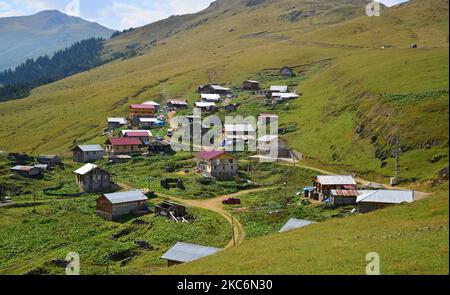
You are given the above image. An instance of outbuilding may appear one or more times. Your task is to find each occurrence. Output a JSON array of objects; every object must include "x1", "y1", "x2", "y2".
[
  {"x1": 37, "y1": 154, "x2": 62, "y2": 166},
  {"x1": 161, "y1": 242, "x2": 222, "y2": 267},
  {"x1": 280, "y1": 66, "x2": 296, "y2": 77},
  {"x1": 74, "y1": 163, "x2": 112, "y2": 193},
  {"x1": 105, "y1": 138, "x2": 142, "y2": 155},
  {"x1": 167, "y1": 100, "x2": 188, "y2": 110},
  {"x1": 312, "y1": 175, "x2": 357, "y2": 199},
  {"x1": 242, "y1": 80, "x2": 260, "y2": 91},
  {"x1": 96, "y1": 190, "x2": 148, "y2": 220},
  {"x1": 11, "y1": 165, "x2": 41, "y2": 178},
  {"x1": 149, "y1": 139, "x2": 173, "y2": 154},
  {"x1": 72, "y1": 145, "x2": 105, "y2": 163},
  {"x1": 330, "y1": 190, "x2": 373, "y2": 206},
  {"x1": 198, "y1": 84, "x2": 231, "y2": 95},
  {"x1": 257, "y1": 135, "x2": 291, "y2": 159},
  {"x1": 196, "y1": 150, "x2": 238, "y2": 180},
  {"x1": 356, "y1": 190, "x2": 415, "y2": 213},
  {"x1": 107, "y1": 118, "x2": 127, "y2": 131},
  {"x1": 269, "y1": 85, "x2": 288, "y2": 93},
  {"x1": 195, "y1": 102, "x2": 218, "y2": 112}
]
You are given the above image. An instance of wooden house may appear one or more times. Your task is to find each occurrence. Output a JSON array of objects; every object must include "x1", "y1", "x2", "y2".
[
  {"x1": 312, "y1": 175, "x2": 357, "y2": 199},
  {"x1": 356, "y1": 190, "x2": 414, "y2": 213},
  {"x1": 143, "y1": 100, "x2": 161, "y2": 111},
  {"x1": 280, "y1": 66, "x2": 296, "y2": 77},
  {"x1": 167, "y1": 100, "x2": 188, "y2": 110},
  {"x1": 96, "y1": 190, "x2": 148, "y2": 221},
  {"x1": 11, "y1": 165, "x2": 41, "y2": 178},
  {"x1": 161, "y1": 242, "x2": 222, "y2": 267},
  {"x1": 72, "y1": 145, "x2": 104, "y2": 163},
  {"x1": 37, "y1": 154, "x2": 61, "y2": 166},
  {"x1": 123, "y1": 131, "x2": 152, "y2": 145},
  {"x1": 149, "y1": 139, "x2": 173, "y2": 154},
  {"x1": 257, "y1": 135, "x2": 291, "y2": 159},
  {"x1": 242, "y1": 80, "x2": 260, "y2": 90},
  {"x1": 105, "y1": 138, "x2": 142, "y2": 155},
  {"x1": 129, "y1": 104, "x2": 156, "y2": 119},
  {"x1": 198, "y1": 84, "x2": 231, "y2": 95},
  {"x1": 107, "y1": 118, "x2": 127, "y2": 131},
  {"x1": 74, "y1": 163, "x2": 112, "y2": 193},
  {"x1": 196, "y1": 150, "x2": 238, "y2": 180}
]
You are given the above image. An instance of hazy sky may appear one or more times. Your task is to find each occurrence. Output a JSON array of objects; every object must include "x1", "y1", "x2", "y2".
[{"x1": 0, "y1": 0, "x2": 410, "y2": 30}]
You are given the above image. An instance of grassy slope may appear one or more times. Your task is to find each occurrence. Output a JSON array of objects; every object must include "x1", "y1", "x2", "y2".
[
  {"x1": 161, "y1": 185, "x2": 449, "y2": 275},
  {"x1": 0, "y1": 0, "x2": 447, "y2": 185}
]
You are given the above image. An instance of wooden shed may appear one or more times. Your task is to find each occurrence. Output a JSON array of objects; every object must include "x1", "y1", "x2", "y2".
[
  {"x1": 74, "y1": 163, "x2": 112, "y2": 193},
  {"x1": 242, "y1": 80, "x2": 260, "y2": 90},
  {"x1": 11, "y1": 165, "x2": 41, "y2": 178},
  {"x1": 312, "y1": 175, "x2": 357, "y2": 200},
  {"x1": 280, "y1": 66, "x2": 296, "y2": 77},
  {"x1": 72, "y1": 145, "x2": 105, "y2": 163},
  {"x1": 96, "y1": 190, "x2": 148, "y2": 221}
]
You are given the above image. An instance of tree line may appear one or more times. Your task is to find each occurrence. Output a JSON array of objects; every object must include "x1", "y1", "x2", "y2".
[{"x1": 0, "y1": 38, "x2": 106, "y2": 102}]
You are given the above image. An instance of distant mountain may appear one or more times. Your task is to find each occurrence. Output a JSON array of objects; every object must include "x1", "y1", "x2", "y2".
[{"x1": 0, "y1": 10, "x2": 114, "y2": 71}]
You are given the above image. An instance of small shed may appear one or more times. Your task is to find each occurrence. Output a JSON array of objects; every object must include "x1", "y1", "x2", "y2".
[
  {"x1": 96, "y1": 190, "x2": 148, "y2": 221},
  {"x1": 74, "y1": 163, "x2": 112, "y2": 193},
  {"x1": 356, "y1": 190, "x2": 414, "y2": 213},
  {"x1": 161, "y1": 242, "x2": 222, "y2": 267},
  {"x1": 269, "y1": 85, "x2": 288, "y2": 93},
  {"x1": 37, "y1": 155, "x2": 61, "y2": 166},
  {"x1": 155, "y1": 201, "x2": 187, "y2": 219},
  {"x1": 201, "y1": 93, "x2": 221, "y2": 102},
  {"x1": 198, "y1": 84, "x2": 231, "y2": 94},
  {"x1": 167, "y1": 100, "x2": 188, "y2": 110},
  {"x1": 107, "y1": 118, "x2": 127, "y2": 131},
  {"x1": 149, "y1": 139, "x2": 172, "y2": 154},
  {"x1": 11, "y1": 165, "x2": 41, "y2": 178},
  {"x1": 195, "y1": 102, "x2": 217, "y2": 112},
  {"x1": 243, "y1": 80, "x2": 260, "y2": 90},
  {"x1": 280, "y1": 66, "x2": 296, "y2": 77},
  {"x1": 72, "y1": 145, "x2": 104, "y2": 163},
  {"x1": 330, "y1": 190, "x2": 373, "y2": 206},
  {"x1": 279, "y1": 218, "x2": 315, "y2": 233}
]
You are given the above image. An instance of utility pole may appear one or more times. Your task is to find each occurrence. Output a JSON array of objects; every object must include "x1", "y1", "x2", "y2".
[{"x1": 32, "y1": 187, "x2": 36, "y2": 213}]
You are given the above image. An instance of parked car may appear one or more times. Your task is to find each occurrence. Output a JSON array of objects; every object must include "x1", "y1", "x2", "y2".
[{"x1": 222, "y1": 198, "x2": 241, "y2": 205}]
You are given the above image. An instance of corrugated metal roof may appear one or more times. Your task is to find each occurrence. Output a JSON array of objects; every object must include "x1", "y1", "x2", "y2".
[
  {"x1": 121, "y1": 130, "x2": 152, "y2": 137},
  {"x1": 330, "y1": 190, "x2": 374, "y2": 197},
  {"x1": 270, "y1": 85, "x2": 288, "y2": 92},
  {"x1": 76, "y1": 145, "x2": 104, "y2": 152},
  {"x1": 130, "y1": 104, "x2": 155, "y2": 109},
  {"x1": 244, "y1": 80, "x2": 259, "y2": 84},
  {"x1": 143, "y1": 101, "x2": 160, "y2": 106},
  {"x1": 103, "y1": 190, "x2": 148, "y2": 205},
  {"x1": 169, "y1": 100, "x2": 188, "y2": 105},
  {"x1": 209, "y1": 85, "x2": 230, "y2": 91},
  {"x1": 195, "y1": 102, "x2": 216, "y2": 108},
  {"x1": 107, "y1": 138, "x2": 142, "y2": 146},
  {"x1": 316, "y1": 175, "x2": 356, "y2": 185},
  {"x1": 279, "y1": 218, "x2": 315, "y2": 233},
  {"x1": 201, "y1": 94, "x2": 221, "y2": 101},
  {"x1": 356, "y1": 190, "x2": 414, "y2": 204},
  {"x1": 108, "y1": 118, "x2": 127, "y2": 124},
  {"x1": 161, "y1": 242, "x2": 222, "y2": 263},
  {"x1": 272, "y1": 92, "x2": 300, "y2": 99},
  {"x1": 224, "y1": 124, "x2": 255, "y2": 133},
  {"x1": 74, "y1": 163, "x2": 99, "y2": 175},
  {"x1": 11, "y1": 165, "x2": 37, "y2": 172}
]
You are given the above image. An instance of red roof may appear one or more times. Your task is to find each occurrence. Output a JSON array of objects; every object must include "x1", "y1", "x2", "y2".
[
  {"x1": 130, "y1": 104, "x2": 155, "y2": 110},
  {"x1": 196, "y1": 150, "x2": 231, "y2": 160},
  {"x1": 124, "y1": 132, "x2": 149, "y2": 137},
  {"x1": 106, "y1": 138, "x2": 142, "y2": 146}
]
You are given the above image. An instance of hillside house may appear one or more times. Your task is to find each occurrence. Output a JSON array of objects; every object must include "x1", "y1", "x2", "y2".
[
  {"x1": 167, "y1": 100, "x2": 188, "y2": 110},
  {"x1": 149, "y1": 139, "x2": 172, "y2": 154},
  {"x1": 312, "y1": 175, "x2": 357, "y2": 200},
  {"x1": 269, "y1": 85, "x2": 288, "y2": 93},
  {"x1": 330, "y1": 190, "x2": 373, "y2": 206},
  {"x1": 37, "y1": 154, "x2": 61, "y2": 166},
  {"x1": 11, "y1": 165, "x2": 41, "y2": 178},
  {"x1": 280, "y1": 66, "x2": 296, "y2": 77},
  {"x1": 107, "y1": 118, "x2": 127, "y2": 131},
  {"x1": 258, "y1": 114, "x2": 278, "y2": 123},
  {"x1": 129, "y1": 104, "x2": 156, "y2": 119},
  {"x1": 272, "y1": 92, "x2": 300, "y2": 103},
  {"x1": 139, "y1": 118, "x2": 165, "y2": 129},
  {"x1": 257, "y1": 135, "x2": 291, "y2": 159},
  {"x1": 123, "y1": 131, "x2": 152, "y2": 145},
  {"x1": 74, "y1": 163, "x2": 112, "y2": 193},
  {"x1": 195, "y1": 102, "x2": 218, "y2": 112},
  {"x1": 200, "y1": 93, "x2": 221, "y2": 102},
  {"x1": 279, "y1": 218, "x2": 315, "y2": 233},
  {"x1": 196, "y1": 150, "x2": 238, "y2": 180},
  {"x1": 105, "y1": 138, "x2": 142, "y2": 155},
  {"x1": 198, "y1": 84, "x2": 231, "y2": 95},
  {"x1": 143, "y1": 100, "x2": 161, "y2": 111},
  {"x1": 72, "y1": 145, "x2": 105, "y2": 163},
  {"x1": 356, "y1": 190, "x2": 414, "y2": 213},
  {"x1": 243, "y1": 80, "x2": 260, "y2": 90},
  {"x1": 224, "y1": 123, "x2": 256, "y2": 143},
  {"x1": 96, "y1": 190, "x2": 148, "y2": 221},
  {"x1": 161, "y1": 242, "x2": 222, "y2": 267}
]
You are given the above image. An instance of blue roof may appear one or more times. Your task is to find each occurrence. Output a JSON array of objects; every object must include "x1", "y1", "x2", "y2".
[{"x1": 103, "y1": 190, "x2": 148, "y2": 204}]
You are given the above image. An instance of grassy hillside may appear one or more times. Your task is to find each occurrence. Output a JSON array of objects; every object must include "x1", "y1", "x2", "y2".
[
  {"x1": 0, "y1": 0, "x2": 447, "y2": 187},
  {"x1": 161, "y1": 185, "x2": 449, "y2": 275}
]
